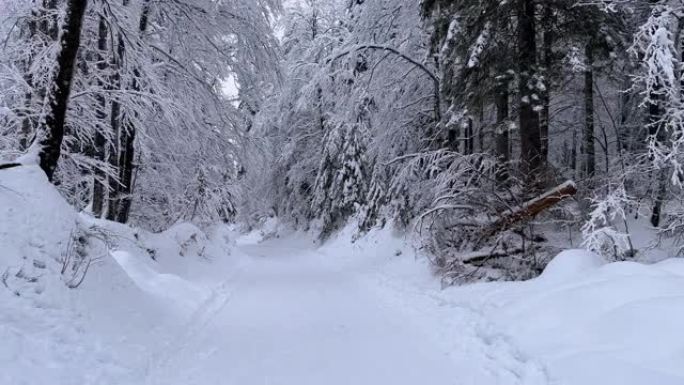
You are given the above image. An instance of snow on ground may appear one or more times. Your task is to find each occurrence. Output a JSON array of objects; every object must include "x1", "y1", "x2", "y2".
[
  {"x1": 322, "y1": 227, "x2": 684, "y2": 385},
  {"x1": 0, "y1": 166, "x2": 239, "y2": 384},
  {"x1": 2, "y1": 166, "x2": 684, "y2": 384}
]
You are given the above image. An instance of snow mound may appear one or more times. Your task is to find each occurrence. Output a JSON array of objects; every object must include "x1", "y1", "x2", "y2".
[
  {"x1": 155, "y1": 222, "x2": 210, "y2": 257},
  {"x1": 0, "y1": 166, "x2": 156, "y2": 383},
  {"x1": 0, "y1": 165, "x2": 76, "y2": 296},
  {"x1": 0, "y1": 165, "x2": 237, "y2": 384},
  {"x1": 455, "y1": 251, "x2": 684, "y2": 385},
  {"x1": 538, "y1": 249, "x2": 607, "y2": 283},
  {"x1": 654, "y1": 258, "x2": 684, "y2": 276},
  {"x1": 111, "y1": 250, "x2": 210, "y2": 312}
]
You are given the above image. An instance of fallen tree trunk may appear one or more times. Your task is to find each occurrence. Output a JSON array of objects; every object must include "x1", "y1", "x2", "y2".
[
  {"x1": 461, "y1": 248, "x2": 525, "y2": 265},
  {"x1": 0, "y1": 163, "x2": 22, "y2": 171},
  {"x1": 487, "y1": 180, "x2": 577, "y2": 235}
]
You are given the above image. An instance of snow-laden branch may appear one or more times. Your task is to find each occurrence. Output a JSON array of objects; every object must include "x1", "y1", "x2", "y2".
[{"x1": 328, "y1": 44, "x2": 441, "y2": 122}]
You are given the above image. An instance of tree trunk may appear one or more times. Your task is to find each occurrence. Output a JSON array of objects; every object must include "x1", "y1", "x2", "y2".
[
  {"x1": 487, "y1": 181, "x2": 577, "y2": 235},
  {"x1": 517, "y1": 0, "x2": 543, "y2": 188},
  {"x1": 465, "y1": 118, "x2": 474, "y2": 155},
  {"x1": 651, "y1": 168, "x2": 668, "y2": 227},
  {"x1": 92, "y1": 15, "x2": 108, "y2": 217},
  {"x1": 540, "y1": 4, "x2": 553, "y2": 161},
  {"x1": 647, "y1": 55, "x2": 665, "y2": 226},
  {"x1": 584, "y1": 43, "x2": 596, "y2": 180},
  {"x1": 37, "y1": 0, "x2": 88, "y2": 181},
  {"x1": 478, "y1": 101, "x2": 485, "y2": 152},
  {"x1": 115, "y1": 0, "x2": 150, "y2": 223},
  {"x1": 571, "y1": 129, "x2": 578, "y2": 178},
  {"x1": 106, "y1": 98, "x2": 121, "y2": 221},
  {"x1": 108, "y1": 0, "x2": 150, "y2": 223},
  {"x1": 495, "y1": 82, "x2": 510, "y2": 184},
  {"x1": 115, "y1": 116, "x2": 136, "y2": 223}
]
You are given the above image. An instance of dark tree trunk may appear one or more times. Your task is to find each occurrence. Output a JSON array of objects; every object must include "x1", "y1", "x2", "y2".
[
  {"x1": 517, "y1": 0, "x2": 543, "y2": 188},
  {"x1": 447, "y1": 124, "x2": 460, "y2": 152},
  {"x1": 495, "y1": 82, "x2": 510, "y2": 184},
  {"x1": 647, "y1": 69, "x2": 665, "y2": 226},
  {"x1": 651, "y1": 169, "x2": 668, "y2": 227},
  {"x1": 584, "y1": 43, "x2": 596, "y2": 179},
  {"x1": 115, "y1": 116, "x2": 136, "y2": 223},
  {"x1": 478, "y1": 101, "x2": 485, "y2": 152},
  {"x1": 105, "y1": 40, "x2": 123, "y2": 221},
  {"x1": 464, "y1": 118, "x2": 474, "y2": 155},
  {"x1": 109, "y1": 0, "x2": 150, "y2": 223},
  {"x1": 37, "y1": 0, "x2": 88, "y2": 181},
  {"x1": 540, "y1": 3, "x2": 553, "y2": 160},
  {"x1": 571, "y1": 129, "x2": 577, "y2": 178},
  {"x1": 20, "y1": 88, "x2": 34, "y2": 150},
  {"x1": 92, "y1": 15, "x2": 109, "y2": 217}
]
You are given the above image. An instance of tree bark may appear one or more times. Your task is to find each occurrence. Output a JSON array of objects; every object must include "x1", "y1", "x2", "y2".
[
  {"x1": 92, "y1": 15, "x2": 108, "y2": 217},
  {"x1": 540, "y1": 3, "x2": 553, "y2": 161},
  {"x1": 115, "y1": 0, "x2": 150, "y2": 223},
  {"x1": 517, "y1": 0, "x2": 543, "y2": 188},
  {"x1": 464, "y1": 117, "x2": 474, "y2": 155},
  {"x1": 647, "y1": 51, "x2": 665, "y2": 226},
  {"x1": 584, "y1": 43, "x2": 596, "y2": 179},
  {"x1": 571, "y1": 129, "x2": 578, "y2": 178},
  {"x1": 37, "y1": 0, "x2": 88, "y2": 181},
  {"x1": 651, "y1": 169, "x2": 668, "y2": 227},
  {"x1": 487, "y1": 181, "x2": 577, "y2": 235},
  {"x1": 495, "y1": 82, "x2": 510, "y2": 184},
  {"x1": 0, "y1": 163, "x2": 22, "y2": 171}
]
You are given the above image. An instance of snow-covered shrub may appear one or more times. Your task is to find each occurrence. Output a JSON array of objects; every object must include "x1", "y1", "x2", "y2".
[{"x1": 581, "y1": 183, "x2": 635, "y2": 261}]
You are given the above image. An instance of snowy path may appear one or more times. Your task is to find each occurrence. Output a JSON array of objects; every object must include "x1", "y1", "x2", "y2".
[
  {"x1": 142, "y1": 241, "x2": 547, "y2": 385},
  {"x1": 146, "y1": 244, "x2": 458, "y2": 385}
]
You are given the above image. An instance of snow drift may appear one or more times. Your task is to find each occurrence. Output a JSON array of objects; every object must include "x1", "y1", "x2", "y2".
[
  {"x1": 332, "y1": 229, "x2": 684, "y2": 385},
  {"x1": 0, "y1": 165, "x2": 235, "y2": 384}
]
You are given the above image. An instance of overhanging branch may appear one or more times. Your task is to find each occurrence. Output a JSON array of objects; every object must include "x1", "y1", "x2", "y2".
[{"x1": 329, "y1": 44, "x2": 442, "y2": 122}]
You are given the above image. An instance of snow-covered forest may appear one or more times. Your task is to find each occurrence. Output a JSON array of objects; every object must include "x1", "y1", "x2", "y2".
[{"x1": 1, "y1": 0, "x2": 684, "y2": 384}]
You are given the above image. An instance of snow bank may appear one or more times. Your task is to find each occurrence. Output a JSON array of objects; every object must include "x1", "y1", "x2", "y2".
[
  {"x1": 0, "y1": 165, "x2": 237, "y2": 384},
  {"x1": 456, "y1": 254, "x2": 684, "y2": 384},
  {"x1": 486, "y1": 253, "x2": 684, "y2": 385},
  {"x1": 336, "y1": 227, "x2": 684, "y2": 385},
  {"x1": 0, "y1": 165, "x2": 76, "y2": 296},
  {"x1": 111, "y1": 250, "x2": 210, "y2": 312},
  {"x1": 0, "y1": 166, "x2": 150, "y2": 383},
  {"x1": 537, "y1": 248, "x2": 607, "y2": 283}
]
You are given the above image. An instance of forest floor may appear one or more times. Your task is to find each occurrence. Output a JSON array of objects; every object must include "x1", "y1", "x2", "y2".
[{"x1": 2, "y1": 166, "x2": 684, "y2": 385}]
